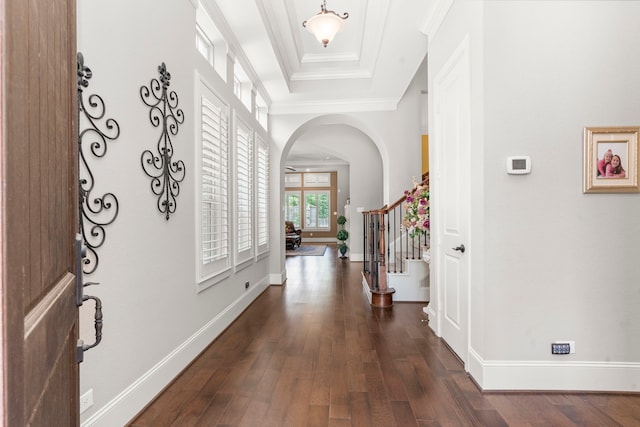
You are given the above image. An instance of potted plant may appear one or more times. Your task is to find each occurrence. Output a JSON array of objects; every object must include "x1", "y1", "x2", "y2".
[{"x1": 336, "y1": 215, "x2": 348, "y2": 258}]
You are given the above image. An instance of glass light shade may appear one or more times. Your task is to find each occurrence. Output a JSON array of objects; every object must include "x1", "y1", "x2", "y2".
[{"x1": 305, "y1": 12, "x2": 345, "y2": 47}]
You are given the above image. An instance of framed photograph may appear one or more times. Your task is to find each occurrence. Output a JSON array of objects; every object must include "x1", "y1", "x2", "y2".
[{"x1": 583, "y1": 126, "x2": 640, "y2": 193}]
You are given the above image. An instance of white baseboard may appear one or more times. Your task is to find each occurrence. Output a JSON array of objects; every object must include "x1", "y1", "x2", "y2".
[
  {"x1": 468, "y1": 348, "x2": 640, "y2": 392},
  {"x1": 424, "y1": 305, "x2": 438, "y2": 335},
  {"x1": 81, "y1": 278, "x2": 270, "y2": 427},
  {"x1": 270, "y1": 269, "x2": 286, "y2": 285},
  {"x1": 349, "y1": 252, "x2": 363, "y2": 262}
]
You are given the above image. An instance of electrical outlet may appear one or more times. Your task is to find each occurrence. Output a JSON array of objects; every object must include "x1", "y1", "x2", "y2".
[
  {"x1": 551, "y1": 341, "x2": 575, "y2": 355},
  {"x1": 80, "y1": 388, "x2": 93, "y2": 414},
  {"x1": 245, "y1": 281, "x2": 250, "y2": 289}
]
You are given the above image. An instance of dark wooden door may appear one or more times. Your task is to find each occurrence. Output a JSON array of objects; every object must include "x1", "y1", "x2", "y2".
[{"x1": 2, "y1": 0, "x2": 79, "y2": 425}]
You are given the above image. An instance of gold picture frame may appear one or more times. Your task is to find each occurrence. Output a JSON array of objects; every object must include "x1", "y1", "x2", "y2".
[{"x1": 583, "y1": 126, "x2": 640, "y2": 193}]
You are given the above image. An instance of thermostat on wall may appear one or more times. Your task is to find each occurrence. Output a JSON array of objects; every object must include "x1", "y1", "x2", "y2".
[{"x1": 506, "y1": 156, "x2": 531, "y2": 174}]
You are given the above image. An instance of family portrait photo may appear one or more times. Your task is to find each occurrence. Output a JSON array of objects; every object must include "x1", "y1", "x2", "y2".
[{"x1": 583, "y1": 126, "x2": 639, "y2": 193}]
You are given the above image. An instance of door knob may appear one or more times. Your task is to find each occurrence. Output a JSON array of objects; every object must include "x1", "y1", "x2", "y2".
[{"x1": 452, "y1": 244, "x2": 465, "y2": 253}]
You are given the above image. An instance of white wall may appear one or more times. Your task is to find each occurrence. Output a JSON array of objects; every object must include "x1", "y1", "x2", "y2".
[
  {"x1": 77, "y1": 1, "x2": 271, "y2": 425},
  {"x1": 430, "y1": 0, "x2": 640, "y2": 391}
]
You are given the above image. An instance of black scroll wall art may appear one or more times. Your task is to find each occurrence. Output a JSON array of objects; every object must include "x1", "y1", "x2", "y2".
[
  {"x1": 77, "y1": 52, "x2": 121, "y2": 276},
  {"x1": 76, "y1": 52, "x2": 120, "y2": 360},
  {"x1": 139, "y1": 62, "x2": 186, "y2": 220}
]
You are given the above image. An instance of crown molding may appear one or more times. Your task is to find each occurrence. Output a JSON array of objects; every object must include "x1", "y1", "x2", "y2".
[
  {"x1": 290, "y1": 69, "x2": 372, "y2": 81},
  {"x1": 421, "y1": 0, "x2": 454, "y2": 38},
  {"x1": 270, "y1": 97, "x2": 399, "y2": 115}
]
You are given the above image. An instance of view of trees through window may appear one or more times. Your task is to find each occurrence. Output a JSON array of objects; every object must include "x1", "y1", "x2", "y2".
[
  {"x1": 285, "y1": 191, "x2": 330, "y2": 230},
  {"x1": 304, "y1": 192, "x2": 329, "y2": 228},
  {"x1": 285, "y1": 192, "x2": 301, "y2": 228}
]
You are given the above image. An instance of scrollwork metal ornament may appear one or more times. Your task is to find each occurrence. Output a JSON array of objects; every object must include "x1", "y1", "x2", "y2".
[
  {"x1": 139, "y1": 62, "x2": 186, "y2": 220},
  {"x1": 77, "y1": 52, "x2": 121, "y2": 275}
]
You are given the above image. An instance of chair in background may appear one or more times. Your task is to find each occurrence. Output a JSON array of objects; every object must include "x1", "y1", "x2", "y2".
[{"x1": 285, "y1": 221, "x2": 302, "y2": 249}]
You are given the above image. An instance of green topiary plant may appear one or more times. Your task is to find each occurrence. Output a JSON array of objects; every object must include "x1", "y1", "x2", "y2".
[
  {"x1": 337, "y1": 215, "x2": 349, "y2": 258},
  {"x1": 336, "y1": 229, "x2": 349, "y2": 241}
]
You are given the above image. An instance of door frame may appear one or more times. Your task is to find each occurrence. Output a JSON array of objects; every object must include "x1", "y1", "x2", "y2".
[{"x1": 428, "y1": 34, "x2": 472, "y2": 368}]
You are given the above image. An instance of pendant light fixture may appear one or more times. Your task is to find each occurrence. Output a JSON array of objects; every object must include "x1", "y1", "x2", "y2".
[{"x1": 302, "y1": 0, "x2": 349, "y2": 48}]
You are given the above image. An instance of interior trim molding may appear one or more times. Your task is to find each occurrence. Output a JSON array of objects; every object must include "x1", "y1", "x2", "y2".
[
  {"x1": 270, "y1": 97, "x2": 399, "y2": 115},
  {"x1": 269, "y1": 270, "x2": 286, "y2": 286},
  {"x1": 468, "y1": 348, "x2": 640, "y2": 392},
  {"x1": 421, "y1": 0, "x2": 455, "y2": 39}
]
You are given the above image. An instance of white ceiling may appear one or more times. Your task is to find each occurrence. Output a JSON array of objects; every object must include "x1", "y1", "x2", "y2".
[{"x1": 203, "y1": 0, "x2": 435, "y2": 114}]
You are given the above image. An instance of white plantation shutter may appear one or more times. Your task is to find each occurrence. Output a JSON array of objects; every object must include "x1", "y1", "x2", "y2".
[
  {"x1": 236, "y1": 119, "x2": 253, "y2": 256},
  {"x1": 256, "y1": 136, "x2": 269, "y2": 249},
  {"x1": 199, "y1": 82, "x2": 230, "y2": 280}
]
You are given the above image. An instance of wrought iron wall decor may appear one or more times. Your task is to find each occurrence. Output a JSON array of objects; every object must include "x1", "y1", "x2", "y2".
[
  {"x1": 77, "y1": 52, "x2": 121, "y2": 275},
  {"x1": 139, "y1": 62, "x2": 186, "y2": 220},
  {"x1": 76, "y1": 51, "x2": 115, "y2": 361}
]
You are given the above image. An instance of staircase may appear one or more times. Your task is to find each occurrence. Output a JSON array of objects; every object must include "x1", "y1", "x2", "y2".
[
  {"x1": 387, "y1": 245, "x2": 430, "y2": 302},
  {"x1": 361, "y1": 177, "x2": 430, "y2": 307}
]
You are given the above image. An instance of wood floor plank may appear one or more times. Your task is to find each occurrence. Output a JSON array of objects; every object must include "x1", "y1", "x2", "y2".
[
  {"x1": 237, "y1": 400, "x2": 268, "y2": 427},
  {"x1": 307, "y1": 404, "x2": 330, "y2": 427},
  {"x1": 363, "y1": 362, "x2": 397, "y2": 427},
  {"x1": 127, "y1": 245, "x2": 640, "y2": 427},
  {"x1": 192, "y1": 392, "x2": 233, "y2": 427},
  {"x1": 309, "y1": 335, "x2": 332, "y2": 406},
  {"x1": 390, "y1": 400, "x2": 418, "y2": 427},
  {"x1": 328, "y1": 339, "x2": 350, "y2": 420},
  {"x1": 349, "y1": 391, "x2": 372, "y2": 427},
  {"x1": 282, "y1": 378, "x2": 313, "y2": 426}
]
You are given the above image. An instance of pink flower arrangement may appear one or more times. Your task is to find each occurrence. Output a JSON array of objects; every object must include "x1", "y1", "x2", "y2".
[{"x1": 402, "y1": 179, "x2": 430, "y2": 239}]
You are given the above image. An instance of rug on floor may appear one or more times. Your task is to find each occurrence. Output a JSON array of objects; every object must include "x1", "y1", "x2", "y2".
[{"x1": 286, "y1": 244, "x2": 327, "y2": 256}]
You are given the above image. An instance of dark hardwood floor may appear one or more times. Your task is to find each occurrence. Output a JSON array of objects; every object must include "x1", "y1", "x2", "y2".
[{"x1": 128, "y1": 245, "x2": 640, "y2": 426}]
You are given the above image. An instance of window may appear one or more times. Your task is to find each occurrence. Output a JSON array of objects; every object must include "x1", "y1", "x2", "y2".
[
  {"x1": 285, "y1": 191, "x2": 301, "y2": 229},
  {"x1": 196, "y1": 6, "x2": 227, "y2": 81},
  {"x1": 233, "y1": 75, "x2": 242, "y2": 99},
  {"x1": 235, "y1": 117, "x2": 253, "y2": 260},
  {"x1": 198, "y1": 78, "x2": 230, "y2": 285},
  {"x1": 256, "y1": 135, "x2": 269, "y2": 251},
  {"x1": 285, "y1": 172, "x2": 335, "y2": 232},
  {"x1": 304, "y1": 191, "x2": 330, "y2": 229},
  {"x1": 233, "y1": 62, "x2": 252, "y2": 111},
  {"x1": 284, "y1": 173, "x2": 301, "y2": 187},
  {"x1": 304, "y1": 173, "x2": 330, "y2": 187},
  {"x1": 195, "y1": 25, "x2": 213, "y2": 66},
  {"x1": 255, "y1": 92, "x2": 268, "y2": 130}
]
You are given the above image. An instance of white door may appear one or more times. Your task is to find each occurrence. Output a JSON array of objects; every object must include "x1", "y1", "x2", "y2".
[{"x1": 433, "y1": 38, "x2": 471, "y2": 364}]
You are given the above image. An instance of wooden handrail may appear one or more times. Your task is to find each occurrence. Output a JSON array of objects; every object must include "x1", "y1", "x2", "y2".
[{"x1": 367, "y1": 174, "x2": 430, "y2": 214}]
